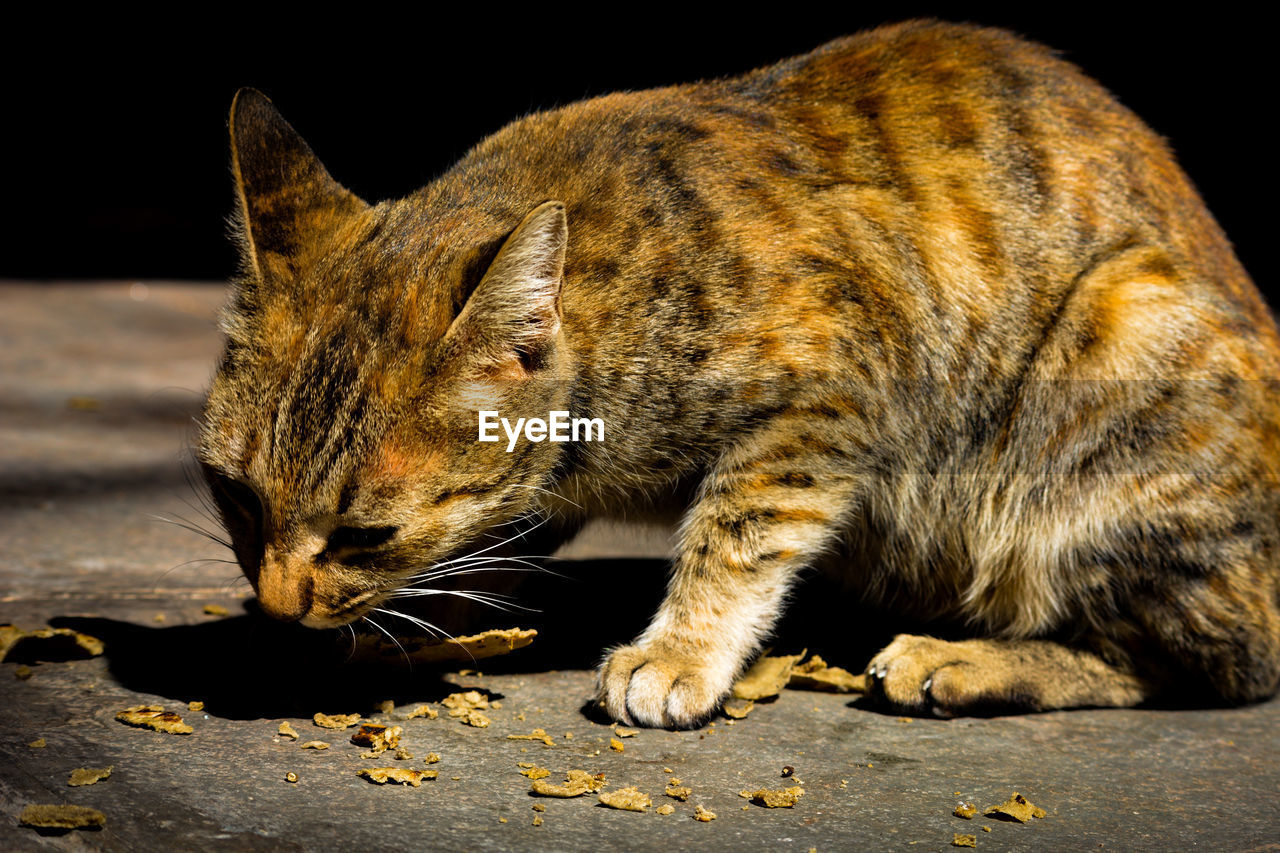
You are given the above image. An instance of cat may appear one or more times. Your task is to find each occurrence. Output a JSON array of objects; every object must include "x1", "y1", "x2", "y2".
[{"x1": 199, "y1": 19, "x2": 1280, "y2": 728}]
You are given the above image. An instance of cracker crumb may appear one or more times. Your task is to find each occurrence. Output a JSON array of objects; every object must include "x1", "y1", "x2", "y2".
[
  {"x1": 0, "y1": 624, "x2": 104, "y2": 662},
  {"x1": 723, "y1": 699, "x2": 755, "y2": 719},
  {"x1": 278, "y1": 722, "x2": 299, "y2": 740},
  {"x1": 532, "y1": 815, "x2": 543, "y2": 826},
  {"x1": 613, "y1": 726, "x2": 639, "y2": 738},
  {"x1": 358, "y1": 767, "x2": 436, "y2": 786},
  {"x1": 953, "y1": 833, "x2": 977, "y2": 848},
  {"x1": 564, "y1": 732, "x2": 573, "y2": 739},
  {"x1": 68, "y1": 766, "x2": 112, "y2": 787},
  {"x1": 442, "y1": 690, "x2": 490, "y2": 712},
  {"x1": 693, "y1": 804, "x2": 716, "y2": 822},
  {"x1": 460, "y1": 710, "x2": 490, "y2": 728},
  {"x1": 740, "y1": 786, "x2": 805, "y2": 808},
  {"x1": 954, "y1": 801, "x2": 977, "y2": 819},
  {"x1": 424, "y1": 752, "x2": 441, "y2": 764},
  {"x1": 28, "y1": 737, "x2": 46, "y2": 748},
  {"x1": 498, "y1": 817, "x2": 507, "y2": 823},
  {"x1": 202, "y1": 604, "x2": 230, "y2": 617},
  {"x1": 789, "y1": 654, "x2": 866, "y2": 693},
  {"x1": 984, "y1": 792, "x2": 1046, "y2": 823},
  {"x1": 663, "y1": 767, "x2": 673, "y2": 774},
  {"x1": 187, "y1": 701, "x2": 204, "y2": 712},
  {"x1": 532, "y1": 802, "x2": 546, "y2": 812},
  {"x1": 18, "y1": 804, "x2": 106, "y2": 830},
  {"x1": 299, "y1": 741, "x2": 330, "y2": 750},
  {"x1": 982, "y1": 826, "x2": 991, "y2": 833},
  {"x1": 376, "y1": 700, "x2": 395, "y2": 715},
  {"x1": 531, "y1": 769, "x2": 606, "y2": 798},
  {"x1": 153, "y1": 613, "x2": 166, "y2": 623},
  {"x1": 115, "y1": 705, "x2": 193, "y2": 734},
  {"x1": 665, "y1": 782, "x2": 692, "y2": 801},
  {"x1": 351, "y1": 723, "x2": 403, "y2": 755},
  {"x1": 285, "y1": 772, "x2": 298, "y2": 783},
  {"x1": 610, "y1": 738, "x2": 625, "y2": 752},
  {"x1": 15, "y1": 664, "x2": 33, "y2": 680},
  {"x1": 507, "y1": 728, "x2": 555, "y2": 746},
  {"x1": 521, "y1": 766, "x2": 552, "y2": 780},
  {"x1": 656, "y1": 803, "x2": 676, "y2": 815},
  {"x1": 732, "y1": 650, "x2": 807, "y2": 700},
  {"x1": 598, "y1": 786, "x2": 652, "y2": 812},
  {"x1": 405, "y1": 704, "x2": 438, "y2": 720},
  {"x1": 313, "y1": 712, "x2": 361, "y2": 729}
]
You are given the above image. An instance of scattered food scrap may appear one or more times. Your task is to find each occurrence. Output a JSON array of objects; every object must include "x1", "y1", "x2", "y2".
[
  {"x1": 202, "y1": 604, "x2": 230, "y2": 617},
  {"x1": 656, "y1": 804, "x2": 675, "y2": 816},
  {"x1": 531, "y1": 770, "x2": 606, "y2": 798},
  {"x1": 984, "y1": 792, "x2": 1046, "y2": 822},
  {"x1": 394, "y1": 747, "x2": 413, "y2": 760},
  {"x1": 278, "y1": 722, "x2": 299, "y2": 740},
  {"x1": 613, "y1": 727, "x2": 639, "y2": 738},
  {"x1": 312, "y1": 712, "x2": 360, "y2": 729},
  {"x1": 723, "y1": 699, "x2": 755, "y2": 719},
  {"x1": 187, "y1": 701, "x2": 204, "y2": 712},
  {"x1": 358, "y1": 767, "x2": 436, "y2": 787},
  {"x1": 507, "y1": 728, "x2": 555, "y2": 746},
  {"x1": 403, "y1": 704, "x2": 438, "y2": 721},
  {"x1": 665, "y1": 780, "x2": 691, "y2": 801},
  {"x1": 598, "y1": 787, "x2": 652, "y2": 812},
  {"x1": 740, "y1": 786, "x2": 805, "y2": 808},
  {"x1": 376, "y1": 700, "x2": 395, "y2": 715},
  {"x1": 732, "y1": 650, "x2": 807, "y2": 700},
  {"x1": 459, "y1": 710, "x2": 490, "y2": 728},
  {"x1": 0, "y1": 624, "x2": 104, "y2": 662},
  {"x1": 285, "y1": 772, "x2": 298, "y2": 783},
  {"x1": 28, "y1": 738, "x2": 46, "y2": 748},
  {"x1": 532, "y1": 803, "x2": 546, "y2": 812},
  {"x1": 610, "y1": 738, "x2": 625, "y2": 752},
  {"x1": 15, "y1": 664, "x2": 33, "y2": 680},
  {"x1": 954, "y1": 801, "x2": 977, "y2": 819},
  {"x1": 953, "y1": 833, "x2": 977, "y2": 848},
  {"x1": 68, "y1": 767, "x2": 112, "y2": 787},
  {"x1": 299, "y1": 741, "x2": 330, "y2": 750},
  {"x1": 521, "y1": 766, "x2": 552, "y2": 780},
  {"x1": 424, "y1": 752, "x2": 441, "y2": 764},
  {"x1": 351, "y1": 723, "x2": 402, "y2": 756},
  {"x1": 788, "y1": 654, "x2": 866, "y2": 693},
  {"x1": 443, "y1": 691, "x2": 490, "y2": 712},
  {"x1": 18, "y1": 804, "x2": 106, "y2": 830},
  {"x1": 693, "y1": 804, "x2": 716, "y2": 822},
  {"x1": 532, "y1": 815, "x2": 543, "y2": 826},
  {"x1": 351, "y1": 627, "x2": 537, "y2": 664},
  {"x1": 781, "y1": 765, "x2": 795, "y2": 778},
  {"x1": 115, "y1": 705, "x2": 193, "y2": 734}
]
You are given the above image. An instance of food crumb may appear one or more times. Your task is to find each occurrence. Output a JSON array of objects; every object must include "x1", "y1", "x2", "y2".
[
  {"x1": 115, "y1": 705, "x2": 193, "y2": 734},
  {"x1": 491, "y1": 701, "x2": 502, "y2": 709},
  {"x1": 740, "y1": 786, "x2": 805, "y2": 808},
  {"x1": 187, "y1": 701, "x2": 204, "y2": 712},
  {"x1": 532, "y1": 815, "x2": 543, "y2": 826},
  {"x1": 781, "y1": 765, "x2": 795, "y2": 778},
  {"x1": 28, "y1": 737, "x2": 46, "y2": 748},
  {"x1": 613, "y1": 726, "x2": 639, "y2": 738},
  {"x1": 405, "y1": 704, "x2": 438, "y2": 720},
  {"x1": 665, "y1": 782, "x2": 691, "y2": 801},
  {"x1": 564, "y1": 732, "x2": 573, "y2": 739},
  {"x1": 460, "y1": 710, "x2": 490, "y2": 728},
  {"x1": 953, "y1": 833, "x2": 977, "y2": 848},
  {"x1": 299, "y1": 741, "x2": 330, "y2": 750},
  {"x1": 954, "y1": 802, "x2": 977, "y2": 819},
  {"x1": 507, "y1": 728, "x2": 555, "y2": 746},
  {"x1": 358, "y1": 767, "x2": 436, "y2": 786},
  {"x1": 278, "y1": 722, "x2": 299, "y2": 740},
  {"x1": 351, "y1": 723, "x2": 403, "y2": 755},
  {"x1": 285, "y1": 772, "x2": 298, "y2": 783},
  {"x1": 693, "y1": 804, "x2": 716, "y2": 822},
  {"x1": 723, "y1": 699, "x2": 755, "y2": 719},
  {"x1": 313, "y1": 712, "x2": 361, "y2": 729},
  {"x1": 532, "y1": 802, "x2": 546, "y2": 812},
  {"x1": 68, "y1": 766, "x2": 112, "y2": 787},
  {"x1": 984, "y1": 792, "x2": 1046, "y2": 823},
  {"x1": 839, "y1": 779, "x2": 848, "y2": 789},
  {"x1": 424, "y1": 753, "x2": 441, "y2": 765},
  {"x1": 598, "y1": 786, "x2": 652, "y2": 812},
  {"x1": 657, "y1": 804, "x2": 675, "y2": 815},
  {"x1": 153, "y1": 613, "x2": 166, "y2": 623},
  {"x1": 18, "y1": 804, "x2": 106, "y2": 830},
  {"x1": 498, "y1": 817, "x2": 507, "y2": 824},
  {"x1": 732, "y1": 650, "x2": 806, "y2": 700},
  {"x1": 394, "y1": 747, "x2": 413, "y2": 760},
  {"x1": 376, "y1": 700, "x2": 395, "y2": 715},
  {"x1": 521, "y1": 766, "x2": 552, "y2": 780},
  {"x1": 15, "y1": 664, "x2": 33, "y2": 680},
  {"x1": 442, "y1": 690, "x2": 490, "y2": 713},
  {"x1": 202, "y1": 604, "x2": 230, "y2": 617},
  {"x1": 516, "y1": 712, "x2": 526, "y2": 721},
  {"x1": 982, "y1": 827, "x2": 991, "y2": 832},
  {"x1": 531, "y1": 770, "x2": 606, "y2": 798},
  {"x1": 610, "y1": 738, "x2": 625, "y2": 752}
]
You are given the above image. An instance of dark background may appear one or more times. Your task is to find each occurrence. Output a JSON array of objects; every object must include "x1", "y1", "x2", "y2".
[{"x1": 3, "y1": 9, "x2": 1271, "y2": 298}]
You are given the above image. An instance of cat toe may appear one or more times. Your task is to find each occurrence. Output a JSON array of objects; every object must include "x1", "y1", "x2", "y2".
[{"x1": 598, "y1": 644, "x2": 726, "y2": 728}]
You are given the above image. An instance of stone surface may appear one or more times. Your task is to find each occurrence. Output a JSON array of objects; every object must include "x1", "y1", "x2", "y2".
[{"x1": 2, "y1": 282, "x2": 1278, "y2": 851}]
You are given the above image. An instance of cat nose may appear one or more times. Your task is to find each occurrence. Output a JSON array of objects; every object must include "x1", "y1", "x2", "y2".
[{"x1": 256, "y1": 553, "x2": 315, "y2": 622}]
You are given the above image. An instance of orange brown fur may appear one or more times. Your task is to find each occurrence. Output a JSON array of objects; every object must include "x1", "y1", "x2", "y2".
[{"x1": 200, "y1": 21, "x2": 1280, "y2": 726}]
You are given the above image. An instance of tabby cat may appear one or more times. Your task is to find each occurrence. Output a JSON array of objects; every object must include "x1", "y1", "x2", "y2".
[{"x1": 199, "y1": 20, "x2": 1280, "y2": 727}]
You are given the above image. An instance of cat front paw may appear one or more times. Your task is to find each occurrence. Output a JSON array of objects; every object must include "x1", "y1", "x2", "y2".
[
  {"x1": 865, "y1": 634, "x2": 985, "y2": 717},
  {"x1": 598, "y1": 643, "x2": 732, "y2": 728}
]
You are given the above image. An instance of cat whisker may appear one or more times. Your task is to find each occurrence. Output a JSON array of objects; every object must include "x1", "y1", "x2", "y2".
[
  {"x1": 360, "y1": 614, "x2": 413, "y2": 669},
  {"x1": 505, "y1": 482, "x2": 584, "y2": 511},
  {"x1": 389, "y1": 587, "x2": 539, "y2": 613},
  {"x1": 371, "y1": 607, "x2": 452, "y2": 641},
  {"x1": 150, "y1": 512, "x2": 233, "y2": 551}
]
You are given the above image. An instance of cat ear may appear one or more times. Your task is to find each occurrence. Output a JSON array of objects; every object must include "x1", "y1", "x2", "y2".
[
  {"x1": 229, "y1": 88, "x2": 367, "y2": 281},
  {"x1": 447, "y1": 200, "x2": 567, "y2": 374}
]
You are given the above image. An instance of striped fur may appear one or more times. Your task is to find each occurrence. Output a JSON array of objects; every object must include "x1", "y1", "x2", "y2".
[{"x1": 200, "y1": 21, "x2": 1280, "y2": 726}]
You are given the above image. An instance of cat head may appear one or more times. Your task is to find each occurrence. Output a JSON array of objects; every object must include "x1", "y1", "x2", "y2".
[{"x1": 198, "y1": 89, "x2": 572, "y2": 628}]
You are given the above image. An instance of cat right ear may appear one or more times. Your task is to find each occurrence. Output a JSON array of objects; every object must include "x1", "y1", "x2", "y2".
[{"x1": 229, "y1": 88, "x2": 367, "y2": 282}]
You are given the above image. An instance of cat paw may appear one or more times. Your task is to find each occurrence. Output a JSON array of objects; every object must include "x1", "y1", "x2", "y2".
[
  {"x1": 598, "y1": 643, "x2": 731, "y2": 728},
  {"x1": 864, "y1": 634, "x2": 996, "y2": 718}
]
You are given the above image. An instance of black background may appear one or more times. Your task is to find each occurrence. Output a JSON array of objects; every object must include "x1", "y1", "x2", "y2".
[{"x1": 4, "y1": 8, "x2": 1271, "y2": 301}]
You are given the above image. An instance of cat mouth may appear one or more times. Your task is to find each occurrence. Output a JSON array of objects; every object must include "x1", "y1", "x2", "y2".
[{"x1": 299, "y1": 589, "x2": 382, "y2": 628}]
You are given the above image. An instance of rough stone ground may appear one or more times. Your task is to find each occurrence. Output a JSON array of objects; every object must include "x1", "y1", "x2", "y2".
[{"x1": 2, "y1": 282, "x2": 1277, "y2": 851}]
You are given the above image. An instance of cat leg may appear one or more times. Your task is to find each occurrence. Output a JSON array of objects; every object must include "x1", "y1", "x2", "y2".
[
  {"x1": 599, "y1": 426, "x2": 861, "y2": 727},
  {"x1": 864, "y1": 635, "x2": 1148, "y2": 716}
]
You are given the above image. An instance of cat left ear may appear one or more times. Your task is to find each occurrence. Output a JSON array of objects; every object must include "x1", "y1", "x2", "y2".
[
  {"x1": 229, "y1": 88, "x2": 368, "y2": 282},
  {"x1": 446, "y1": 200, "x2": 567, "y2": 374}
]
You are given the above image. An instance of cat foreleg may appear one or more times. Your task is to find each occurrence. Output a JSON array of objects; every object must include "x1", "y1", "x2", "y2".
[{"x1": 598, "y1": 436, "x2": 860, "y2": 727}]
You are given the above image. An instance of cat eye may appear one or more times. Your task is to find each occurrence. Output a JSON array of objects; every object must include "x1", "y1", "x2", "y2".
[{"x1": 326, "y1": 525, "x2": 398, "y2": 555}]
